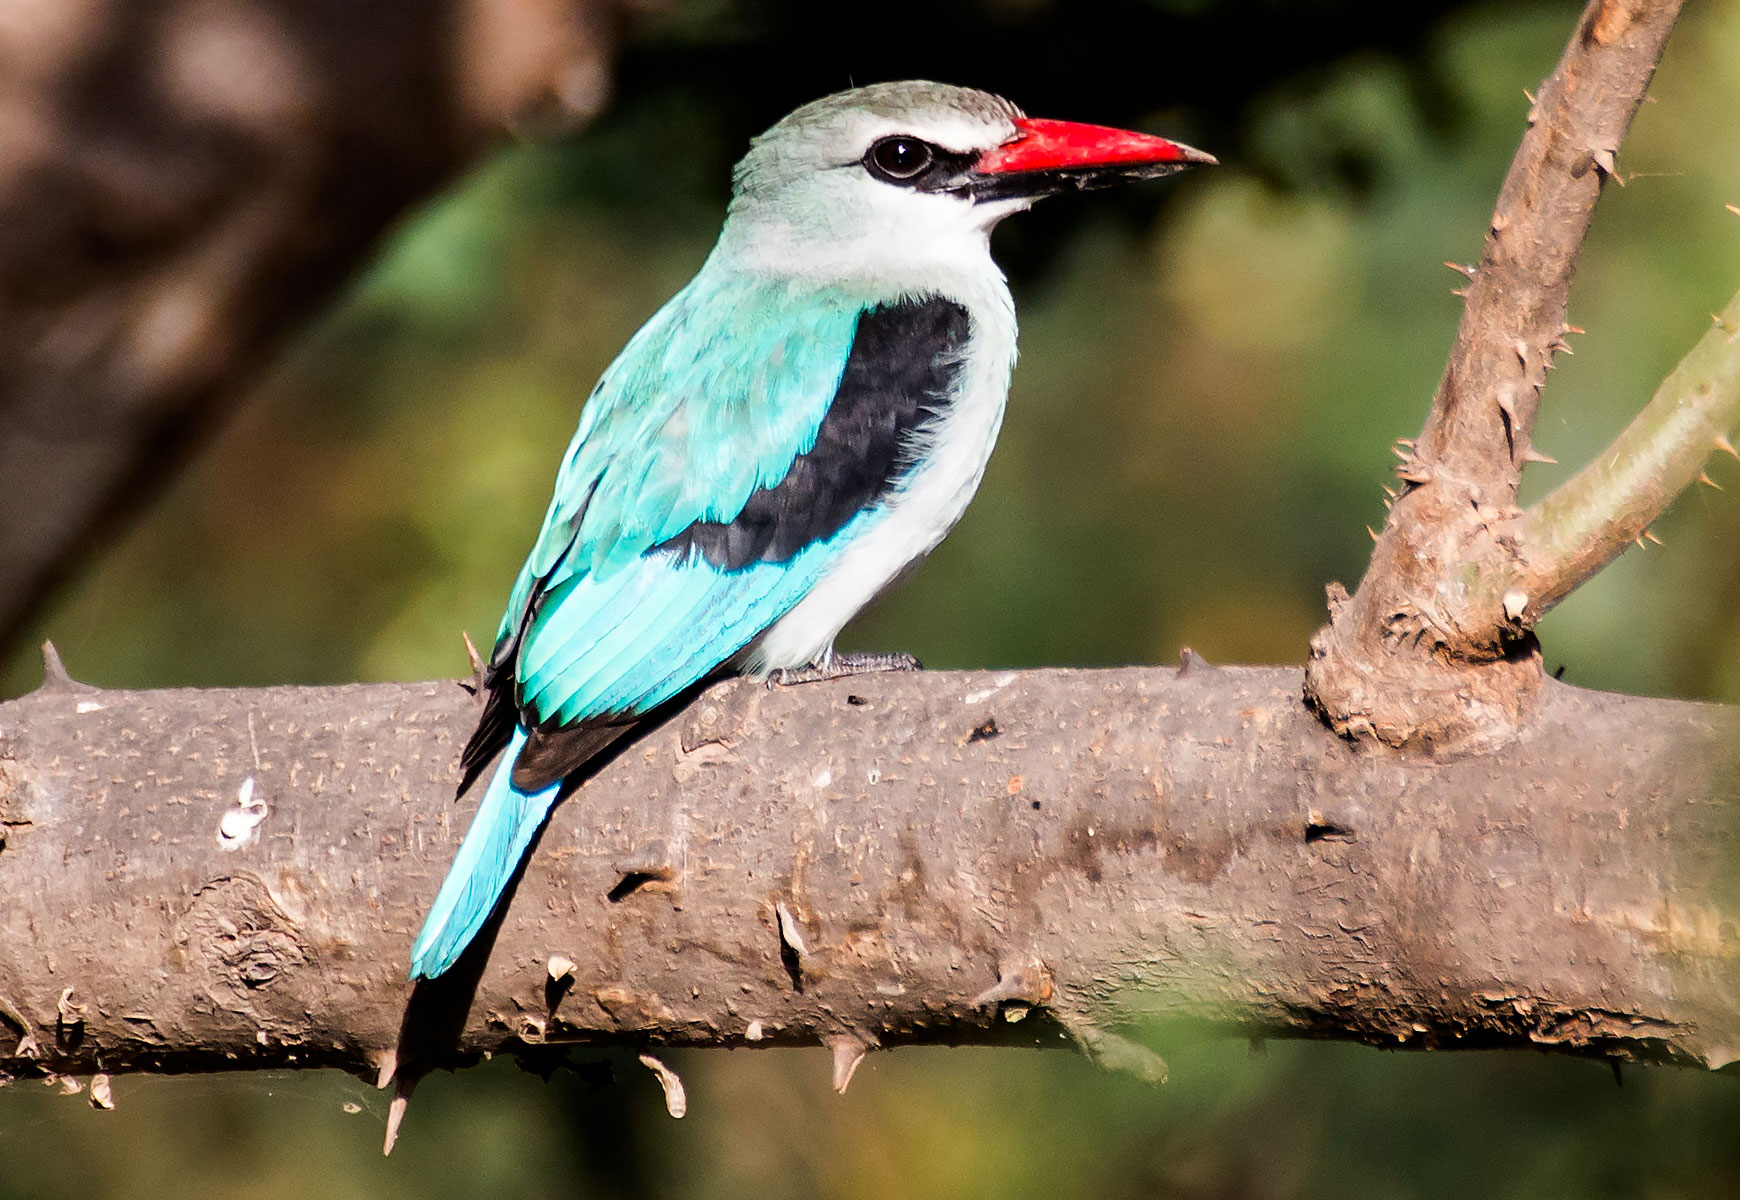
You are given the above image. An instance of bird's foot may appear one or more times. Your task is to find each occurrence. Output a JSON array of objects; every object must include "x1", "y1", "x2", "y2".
[{"x1": 768, "y1": 651, "x2": 924, "y2": 687}]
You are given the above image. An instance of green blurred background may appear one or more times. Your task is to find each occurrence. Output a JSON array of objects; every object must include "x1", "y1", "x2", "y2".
[{"x1": 5, "y1": 0, "x2": 1740, "y2": 1195}]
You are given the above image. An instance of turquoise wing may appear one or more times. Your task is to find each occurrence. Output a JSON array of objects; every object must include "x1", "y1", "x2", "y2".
[{"x1": 493, "y1": 268, "x2": 869, "y2": 729}]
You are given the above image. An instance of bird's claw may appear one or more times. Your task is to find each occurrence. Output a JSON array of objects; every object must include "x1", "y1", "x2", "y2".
[{"x1": 768, "y1": 651, "x2": 924, "y2": 687}]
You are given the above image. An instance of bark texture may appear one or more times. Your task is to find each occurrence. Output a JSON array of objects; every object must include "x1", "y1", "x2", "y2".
[
  {"x1": 1305, "y1": 0, "x2": 1686, "y2": 751},
  {"x1": 0, "y1": 0, "x2": 627, "y2": 652},
  {"x1": 3, "y1": 665, "x2": 1737, "y2": 1089}
]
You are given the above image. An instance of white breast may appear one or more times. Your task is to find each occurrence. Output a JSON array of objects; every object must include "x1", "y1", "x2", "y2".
[{"x1": 744, "y1": 277, "x2": 1018, "y2": 674}]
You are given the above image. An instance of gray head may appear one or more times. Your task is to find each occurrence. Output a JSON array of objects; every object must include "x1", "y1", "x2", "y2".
[
  {"x1": 716, "y1": 81, "x2": 1213, "y2": 292},
  {"x1": 732, "y1": 82, "x2": 1025, "y2": 207}
]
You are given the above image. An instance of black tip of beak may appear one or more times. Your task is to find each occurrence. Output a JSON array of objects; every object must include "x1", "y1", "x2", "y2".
[{"x1": 964, "y1": 152, "x2": 1213, "y2": 204}]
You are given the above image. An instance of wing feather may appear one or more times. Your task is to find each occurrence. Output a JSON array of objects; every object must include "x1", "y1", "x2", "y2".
[
  {"x1": 466, "y1": 271, "x2": 968, "y2": 792},
  {"x1": 464, "y1": 269, "x2": 869, "y2": 786}
]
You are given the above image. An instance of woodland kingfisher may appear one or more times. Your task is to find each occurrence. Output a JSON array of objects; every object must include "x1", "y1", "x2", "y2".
[{"x1": 410, "y1": 81, "x2": 1213, "y2": 980}]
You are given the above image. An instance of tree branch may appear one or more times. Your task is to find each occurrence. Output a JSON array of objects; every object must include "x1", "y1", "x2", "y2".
[
  {"x1": 1418, "y1": 0, "x2": 1682, "y2": 494},
  {"x1": 1465, "y1": 284, "x2": 1740, "y2": 628},
  {"x1": 3, "y1": 664, "x2": 1737, "y2": 1108},
  {"x1": 1305, "y1": 0, "x2": 1686, "y2": 750}
]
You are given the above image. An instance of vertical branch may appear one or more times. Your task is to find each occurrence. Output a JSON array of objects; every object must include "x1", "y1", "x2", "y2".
[
  {"x1": 1304, "y1": 0, "x2": 1684, "y2": 751},
  {"x1": 1418, "y1": 0, "x2": 1683, "y2": 494}
]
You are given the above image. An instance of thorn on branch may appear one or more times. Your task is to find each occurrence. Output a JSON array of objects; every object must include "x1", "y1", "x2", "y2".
[
  {"x1": 1395, "y1": 460, "x2": 1433, "y2": 485},
  {"x1": 1699, "y1": 472, "x2": 1724, "y2": 491},
  {"x1": 1521, "y1": 445, "x2": 1558, "y2": 466},
  {"x1": 1176, "y1": 647, "x2": 1215, "y2": 677},
  {"x1": 373, "y1": 1046, "x2": 398, "y2": 1090},
  {"x1": 826, "y1": 1031, "x2": 874, "y2": 1094},
  {"x1": 1390, "y1": 438, "x2": 1434, "y2": 485},
  {"x1": 1642, "y1": 529, "x2": 1663, "y2": 546},
  {"x1": 1714, "y1": 434, "x2": 1739, "y2": 460},
  {"x1": 1056, "y1": 1010, "x2": 1168, "y2": 1085},
  {"x1": 638, "y1": 1052, "x2": 687, "y2": 1118},
  {"x1": 460, "y1": 632, "x2": 487, "y2": 696},
  {"x1": 970, "y1": 959, "x2": 1054, "y2": 1012},
  {"x1": 36, "y1": 641, "x2": 96, "y2": 695},
  {"x1": 1443, "y1": 260, "x2": 1477, "y2": 278}
]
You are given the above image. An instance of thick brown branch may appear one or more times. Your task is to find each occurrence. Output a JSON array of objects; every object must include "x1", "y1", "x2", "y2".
[
  {"x1": 2, "y1": 666, "x2": 1737, "y2": 1104},
  {"x1": 1305, "y1": 0, "x2": 1684, "y2": 750}
]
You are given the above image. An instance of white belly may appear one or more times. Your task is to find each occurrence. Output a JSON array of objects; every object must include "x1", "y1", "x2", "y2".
[{"x1": 744, "y1": 288, "x2": 1017, "y2": 674}]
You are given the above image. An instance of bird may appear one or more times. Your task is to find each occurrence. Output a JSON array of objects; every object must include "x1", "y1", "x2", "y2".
[{"x1": 409, "y1": 80, "x2": 1214, "y2": 981}]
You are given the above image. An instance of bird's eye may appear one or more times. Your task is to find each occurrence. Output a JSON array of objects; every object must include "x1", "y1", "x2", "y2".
[{"x1": 865, "y1": 136, "x2": 935, "y2": 182}]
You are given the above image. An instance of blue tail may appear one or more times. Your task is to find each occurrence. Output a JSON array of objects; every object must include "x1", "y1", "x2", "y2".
[{"x1": 410, "y1": 726, "x2": 561, "y2": 980}]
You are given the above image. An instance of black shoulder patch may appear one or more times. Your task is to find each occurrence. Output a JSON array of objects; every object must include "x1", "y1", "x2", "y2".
[{"x1": 656, "y1": 296, "x2": 971, "y2": 570}]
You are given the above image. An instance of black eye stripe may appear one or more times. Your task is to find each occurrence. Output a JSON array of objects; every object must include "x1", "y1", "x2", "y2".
[{"x1": 861, "y1": 135, "x2": 979, "y2": 191}]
